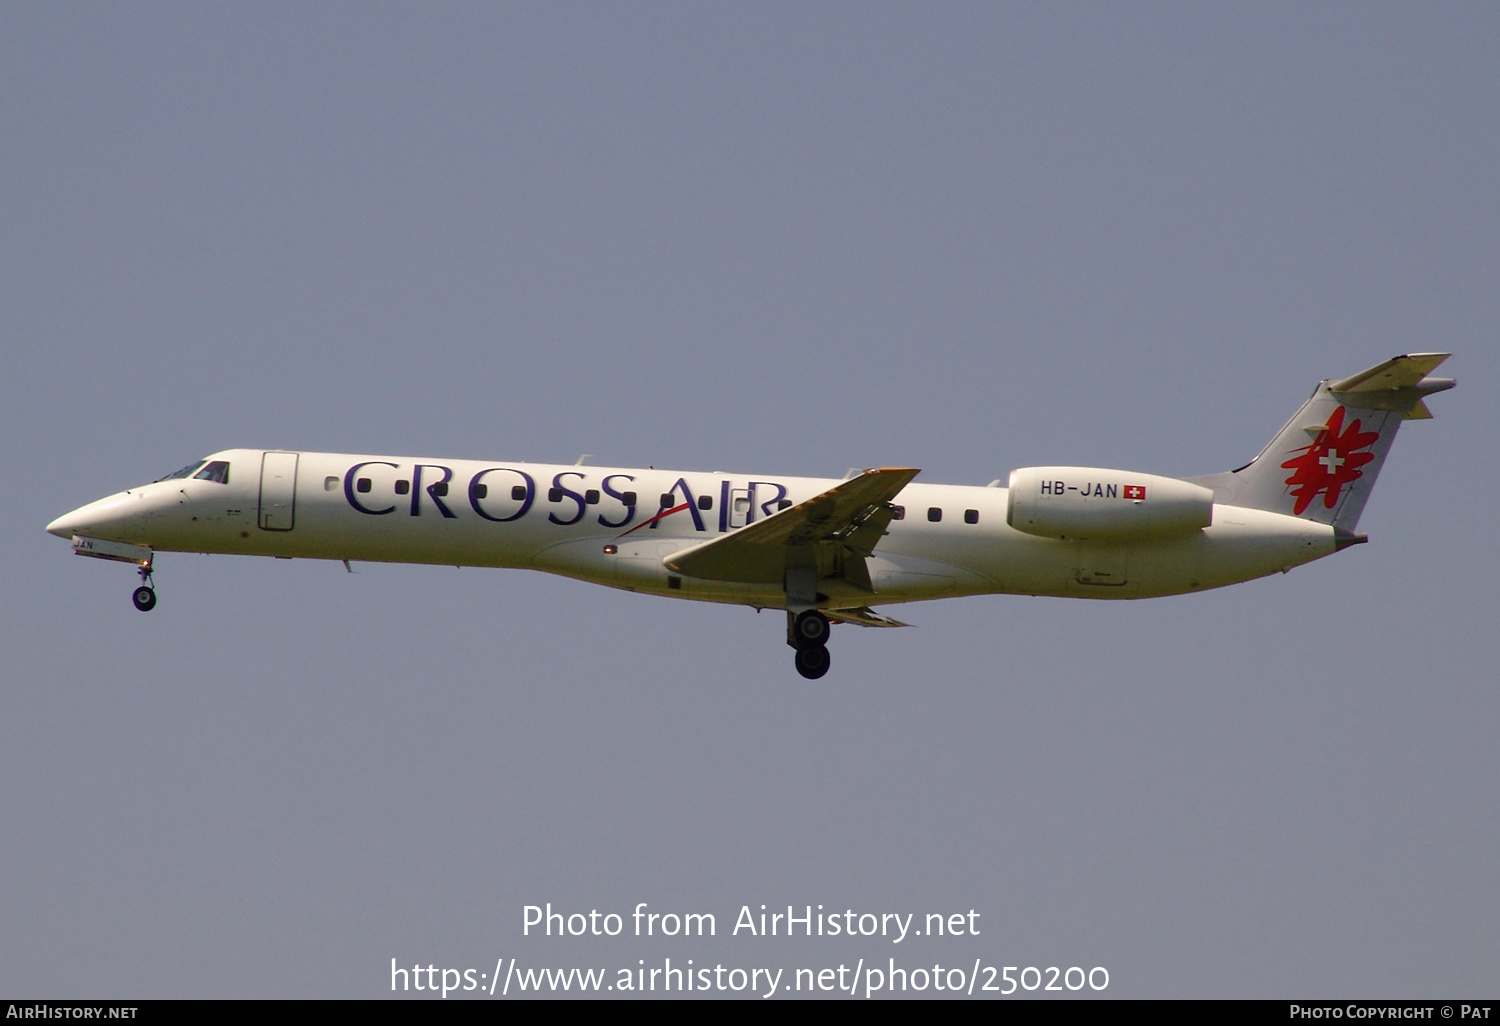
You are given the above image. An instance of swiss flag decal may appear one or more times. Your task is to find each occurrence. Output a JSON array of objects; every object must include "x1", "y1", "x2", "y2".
[{"x1": 1123, "y1": 484, "x2": 1146, "y2": 500}]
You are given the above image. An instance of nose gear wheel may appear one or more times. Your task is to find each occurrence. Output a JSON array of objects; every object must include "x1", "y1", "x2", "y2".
[{"x1": 132, "y1": 559, "x2": 157, "y2": 612}]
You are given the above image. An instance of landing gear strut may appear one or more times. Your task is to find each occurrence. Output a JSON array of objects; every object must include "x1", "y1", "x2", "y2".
[
  {"x1": 789, "y1": 609, "x2": 831, "y2": 679},
  {"x1": 132, "y1": 560, "x2": 156, "y2": 612}
]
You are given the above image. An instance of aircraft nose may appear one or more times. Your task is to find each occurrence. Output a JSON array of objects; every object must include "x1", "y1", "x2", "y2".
[
  {"x1": 47, "y1": 508, "x2": 87, "y2": 538},
  {"x1": 46, "y1": 491, "x2": 141, "y2": 540}
]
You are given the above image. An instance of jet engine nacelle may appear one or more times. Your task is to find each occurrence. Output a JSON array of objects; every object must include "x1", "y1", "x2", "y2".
[{"x1": 1006, "y1": 466, "x2": 1214, "y2": 540}]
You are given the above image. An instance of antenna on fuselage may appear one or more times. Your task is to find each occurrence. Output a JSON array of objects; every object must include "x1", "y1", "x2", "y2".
[{"x1": 575, "y1": 454, "x2": 592, "y2": 466}]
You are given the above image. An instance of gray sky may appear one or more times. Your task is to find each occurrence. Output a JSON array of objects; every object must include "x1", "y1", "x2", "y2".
[{"x1": 2, "y1": 3, "x2": 1496, "y2": 998}]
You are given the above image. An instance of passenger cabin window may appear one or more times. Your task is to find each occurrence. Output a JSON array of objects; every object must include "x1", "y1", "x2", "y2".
[
  {"x1": 891, "y1": 505, "x2": 905, "y2": 520},
  {"x1": 698, "y1": 495, "x2": 713, "y2": 510},
  {"x1": 476, "y1": 483, "x2": 525, "y2": 501},
  {"x1": 432, "y1": 482, "x2": 449, "y2": 497},
  {"x1": 927, "y1": 507, "x2": 942, "y2": 522},
  {"x1": 964, "y1": 509, "x2": 979, "y2": 524},
  {"x1": 395, "y1": 480, "x2": 411, "y2": 495},
  {"x1": 778, "y1": 499, "x2": 793, "y2": 510},
  {"x1": 193, "y1": 461, "x2": 230, "y2": 484},
  {"x1": 585, "y1": 489, "x2": 601, "y2": 505},
  {"x1": 357, "y1": 478, "x2": 372, "y2": 493},
  {"x1": 621, "y1": 491, "x2": 637, "y2": 506}
]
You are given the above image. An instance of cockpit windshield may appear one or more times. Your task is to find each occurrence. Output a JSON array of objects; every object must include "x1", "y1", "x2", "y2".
[
  {"x1": 193, "y1": 461, "x2": 230, "y2": 484},
  {"x1": 156, "y1": 461, "x2": 206, "y2": 482}
]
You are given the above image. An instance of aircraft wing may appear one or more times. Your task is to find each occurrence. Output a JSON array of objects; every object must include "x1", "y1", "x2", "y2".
[{"x1": 663, "y1": 467, "x2": 919, "y2": 588}]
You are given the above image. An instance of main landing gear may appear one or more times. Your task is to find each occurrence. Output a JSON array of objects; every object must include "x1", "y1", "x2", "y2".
[
  {"x1": 132, "y1": 560, "x2": 157, "y2": 612},
  {"x1": 790, "y1": 609, "x2": 831, "y2": 679}
]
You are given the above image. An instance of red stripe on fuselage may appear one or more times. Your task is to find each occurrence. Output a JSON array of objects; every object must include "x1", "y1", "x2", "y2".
[{"x1": 614, "y1": 503, "x2": 691, "y2": 538}]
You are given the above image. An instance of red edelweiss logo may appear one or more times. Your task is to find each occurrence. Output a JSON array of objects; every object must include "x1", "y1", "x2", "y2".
[{"x1": 1281, "y1": 405, "x2": 1380, "y2": 515}]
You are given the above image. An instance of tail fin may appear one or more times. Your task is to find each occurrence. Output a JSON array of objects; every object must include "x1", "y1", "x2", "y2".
[{"x1": 1191, "y1": 354, "x2": 1454, "y2": 532}]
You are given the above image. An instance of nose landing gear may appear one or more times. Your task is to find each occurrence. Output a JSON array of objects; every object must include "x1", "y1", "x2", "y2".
[
  {"x1": 132, "y1": 560, "x2": 156, "y2": 612},
  {"x1": 789, "y1": 609, "x2": 831, "y2": 679}
]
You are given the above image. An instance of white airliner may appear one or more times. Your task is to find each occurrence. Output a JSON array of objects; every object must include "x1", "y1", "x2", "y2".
[{"x1": 48, "y1": 354, "x2": 1453, "y2": 678}]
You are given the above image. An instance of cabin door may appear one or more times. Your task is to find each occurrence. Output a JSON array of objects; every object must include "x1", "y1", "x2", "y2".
[{"x1": 258, "y1": 451, "x2": 299, "y2": 531}]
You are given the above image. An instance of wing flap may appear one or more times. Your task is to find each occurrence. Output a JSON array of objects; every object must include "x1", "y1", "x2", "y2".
[{"x1": 825, "y1": 606, "x2": 911, "y2": 628}]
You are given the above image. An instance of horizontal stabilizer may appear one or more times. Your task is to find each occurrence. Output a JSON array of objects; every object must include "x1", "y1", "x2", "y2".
[
  {"x1": 1330, "y1": 352, "x2": 1450, "y2": 392},
  {"x1": 1329, "y1": 353, "x2": 1454, "y2": 418}
]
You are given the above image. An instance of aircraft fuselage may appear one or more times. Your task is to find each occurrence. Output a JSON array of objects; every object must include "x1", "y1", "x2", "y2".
[
  {"x1": 48, "y1": 448, "x2": 1336, "y2": 610},
  {"x1": 45, "y1": 354, "x2": 1452, "y2": 678}
]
